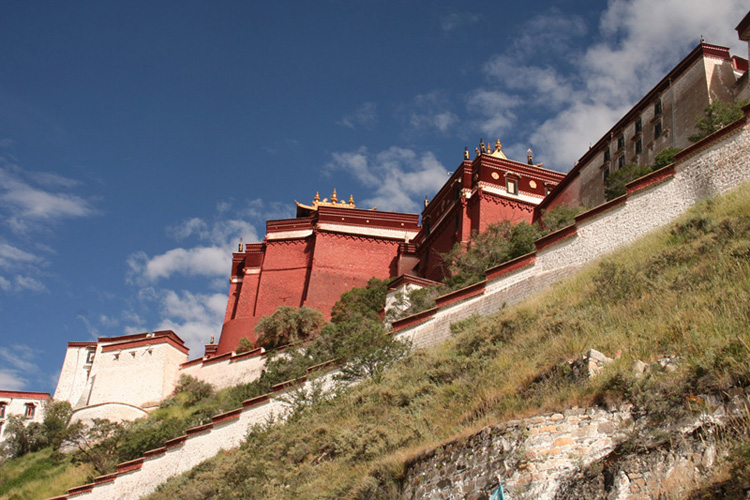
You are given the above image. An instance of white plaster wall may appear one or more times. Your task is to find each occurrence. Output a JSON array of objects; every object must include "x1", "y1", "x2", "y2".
[
  {"x1": 179, "y1": 353, "x2": 266, "y2": 390},
  {"x1": 53, "y1": 346, "x2": 94, "y2": 408},
  {"x1": 69, "y1": 402, "x2": 148, "y2": 425},
  {"x1": 87, "y1": 343, "x2": 187, "y2": 409},
  {"x1": 385, "y1": 282, "x2": 425, "y2": 318}
]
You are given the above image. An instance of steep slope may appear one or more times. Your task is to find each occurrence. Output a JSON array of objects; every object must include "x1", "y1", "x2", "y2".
[{"x1": 144, "y1": 185, "x2": 750, "y2": 499}]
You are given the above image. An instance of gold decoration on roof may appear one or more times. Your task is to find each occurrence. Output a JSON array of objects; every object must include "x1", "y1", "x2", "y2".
[
  {"x1": 295, "y1": 189, "x2": 375, "y2": 212},
  {"x1": 489, "y1": 139, "x2": 507, "y2": 159}
]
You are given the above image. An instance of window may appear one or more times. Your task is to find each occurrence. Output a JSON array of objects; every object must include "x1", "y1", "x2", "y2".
[
  {"x1": 617, "y1": 135, "x2": 625, "y2": 149},
  {"x1": 454, "y1": 214, "x2": 460, "y2": 231},
  {"x1": 604, "y1": 149, "x2": 611, "y2": 162},
  {"x1": 506, "y1": 179, "x2": 518, "y2": 195},
  {"x1": 86, "y1": 350, "x2": 95, "y2": 364},
  {"x1": 635, "y1": 117, "x2": 643, "y2": 133},
  {"x1": 603, "y1": 168, "x2": 610, "y2": 181},
  {"x1": 24, "y1": 403, "x2": 35, "y2": 419},
  {"x1": 618, "y1": 156, "x2": 625, "y2": 170},
  {"x1": 0, "y1": 403, "x2": 5, "y2": 419},
  {"x1": 655, "y1": 121, "x2": 663, "y2": 139},
  {"x1": 635, "y1": 139, "x2": 643, "y2": 155},
  {"x1": 655, "y1": 99, "x2": 662, "y2": 115}
]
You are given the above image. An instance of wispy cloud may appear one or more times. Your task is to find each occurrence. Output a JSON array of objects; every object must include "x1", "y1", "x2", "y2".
[
  {"x1": 403, "y1": 91, "x2": 458, "y2": 134},
  {"x1": 327, "y1": 146, "x2": 449, "y2": 212},
  {"x1": 468, "y1": 0, "x2": 747, "y2": 169},
  {"x1": 0, "y1": 161, "x2": 96, "y2": 234},
  {"x1": 338, "y1": 102, "x2": 379, "y2": 130},
  {"x1": 440, "y1": 12, "x2": 479, "y2": 32},
  {"x1": 0, "y1": 344, "x2": 39, "y2": 389}
]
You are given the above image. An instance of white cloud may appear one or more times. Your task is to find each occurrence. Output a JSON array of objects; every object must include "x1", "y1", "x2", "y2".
[
  {"x1": 0, "y1": 162, "x2": 96, "y2": 234},
  {"x1": 0, "y1": 369, "x2": 27, "y2": 390},
  {"x1": 470, "y1": 0, "x2": 748, "y2": 169},
  {"x1": 0, "y1": 243, "x2": 36, "y2": 269},
  {"x1": 338, "y1": 102, "x2": 379, "y2": 130},
  {"x1": 127, "y1": 246, "x2": 230, "y2": 284},
  {"x1": 13, "y1": 275, "x2": 47, "y2": 293},
  {"x1": 405, "y1": 92, "x2": 458, "y2": 134},
  {"x1": 328, "y1": 146, "x2": 450, "y2": 212},
  {"x1": 154, "y1": 290, "x2": 227, "y2": 357},
  {"x1": 0, "y1": 345, "x2": 37, "y2": 373},
  {"x1": 466, "y1": 90, "x2": 520, "y2": 137}
]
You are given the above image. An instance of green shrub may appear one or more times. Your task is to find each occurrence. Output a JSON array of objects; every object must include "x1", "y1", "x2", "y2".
[{"x1": 255, "y1": 306, "x2": 325, "y2": 349}]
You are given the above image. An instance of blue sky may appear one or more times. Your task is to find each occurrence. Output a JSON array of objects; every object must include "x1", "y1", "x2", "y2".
[{"x1": 1, "y1": 1, "x2": 747, "y2": 393}]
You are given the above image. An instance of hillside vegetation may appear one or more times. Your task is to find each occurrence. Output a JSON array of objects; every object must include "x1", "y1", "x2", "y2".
[{"x1": 141, "y1": 186, "x2": 750, "y2": 499}]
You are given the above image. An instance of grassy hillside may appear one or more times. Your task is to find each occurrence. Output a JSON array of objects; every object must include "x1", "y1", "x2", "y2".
[
  {"x1": 0, "y1": 448, "x2": 92, "y2": 500},
  {"x1": 142, "y1": 186, "x2": 750, "y2": 499}
]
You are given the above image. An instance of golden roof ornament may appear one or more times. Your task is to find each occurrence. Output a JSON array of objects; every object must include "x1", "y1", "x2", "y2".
[
  {"x1": 295, "y1": 190, "x2": 368, "y2": 212},
  {"x1": 487, "y1": 138, "x2": 507, "y2": 159},
  {"x1": 464, "y1": 147, "x2": 469, "y2": 160}
]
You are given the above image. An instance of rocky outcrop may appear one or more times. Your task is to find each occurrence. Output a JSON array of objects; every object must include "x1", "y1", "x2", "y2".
[{"x1": 398, "y1": 388, "x2": 750, "y2": 500}]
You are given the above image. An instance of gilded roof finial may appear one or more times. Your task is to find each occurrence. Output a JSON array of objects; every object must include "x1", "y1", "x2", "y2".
[
  {"x1": 527, "y1": 148, "x2": 533, "y2": 165},
  {"x1": 475, "y1": 147, "x2": 480, "y2": 157},
  {"x1": 495, "y1": 139, "x2": 502, "y2": 152},
  {"x1": 210, "y1": 334, "x2": 215, "y2": 344},
  {"x1": 238, "y1": 238, "x2": 243, "y2": 252},
  {"x1": 348, "y1": 194, "x2": 354, "y2": 205},
  {"x1": 464, "y1": 147, "x2": 469, "y2": 160},
  {"x1": 424, "y1": 196, "x2": 429, "y2": 208},
  {"x1": 331, "y1": 188, "x2": 338, "y2": 203},
  {"x1": 480, "y1": 138, "x2": 485, "y2": 153},
  {"x1": 314, "y1": 191, "x2": 320, "y2": 203}
]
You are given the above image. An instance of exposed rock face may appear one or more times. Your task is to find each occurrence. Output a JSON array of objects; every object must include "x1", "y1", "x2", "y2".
[{"x1": 398, "y1": 388, "x2": 750, "y2": 500}]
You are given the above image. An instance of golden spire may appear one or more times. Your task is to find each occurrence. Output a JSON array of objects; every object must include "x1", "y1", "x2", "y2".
[
  {"x1": 348, "y1": 194, "x2": 354, "y2": 205},
  {"x1": 331, "y1": 188, "x2": 338, "y2": 203}
]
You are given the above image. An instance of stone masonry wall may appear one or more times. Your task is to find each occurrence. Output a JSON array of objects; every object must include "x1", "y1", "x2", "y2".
[
  {"x1": 400, "y1": 407, "x2": 634, "y2": 500},
  {"x1": 400, "y1": 388, "x2": 750, "y2": 500}
]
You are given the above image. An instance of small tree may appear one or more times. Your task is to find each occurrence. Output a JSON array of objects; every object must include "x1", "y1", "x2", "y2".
[
  {"x1": 330, "y1": 277, "x2": 389, "y2": 324},
  {"x1": 541, "y1": 204, "x2": 582, "y2": 233},
  {"x1": 43, "y1": 399, "x2": 73, "y2": 449},
  {"x1": 442, "y1": 221, "x2": 540, "y2": 290},
  {"x1": 2, "y1": 415, "x2": 48, "y2": 458},
  {"x1": 64, "y1": 418, "x2": 127, "y2": 475},
  {"x1": 689, "y1": 98, "x2": 749, "y2": 142},
  {"x1": 254, "y1": 306, "x2": 324, "y2": 349}
]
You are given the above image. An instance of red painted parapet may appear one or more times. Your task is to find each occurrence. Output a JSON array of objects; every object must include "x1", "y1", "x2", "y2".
[
  {"x1": 93, "y1": 473, "x2": 117, "y2": 484},
  {"x1": 116, "y1": 457, "x2": 144, "y2": 474},
  {"x1": 391, "y1": 307, "x2": 438, "y2": 332},
  {"x1": 212, "y1": 408, "x2": 242, "y2": 424},
  {"x1": 485, "y1": 253, "x2": 536, "y2": 281},
  {"x1": 574, "y1": 196, "x2": 627, "y2": 224},
  {"x1": 626, "y1": 164, "x2": 676, "y2": 195},
  {"x1": 434, "y1": 280, "x2": 486, "y2": 309},
  {"x1": 534, "y1": 225, "x2": 578, "y2": 252}
]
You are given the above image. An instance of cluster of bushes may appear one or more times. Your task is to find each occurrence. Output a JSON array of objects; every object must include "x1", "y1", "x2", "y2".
[
  {"x1": 389, "y1": 204, "x2": 582, "y2": 320},
  {"x1": 1, "y1": 400, "x2": 72, "y2": 459}
]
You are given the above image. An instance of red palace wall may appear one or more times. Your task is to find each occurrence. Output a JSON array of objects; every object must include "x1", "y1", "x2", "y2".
[
  {"x1": 216, "y1": 148, "x2": 564, "y2": 355},
  {"x1": 302, "y1": 232, "x2": 401, "y2": 315}
]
